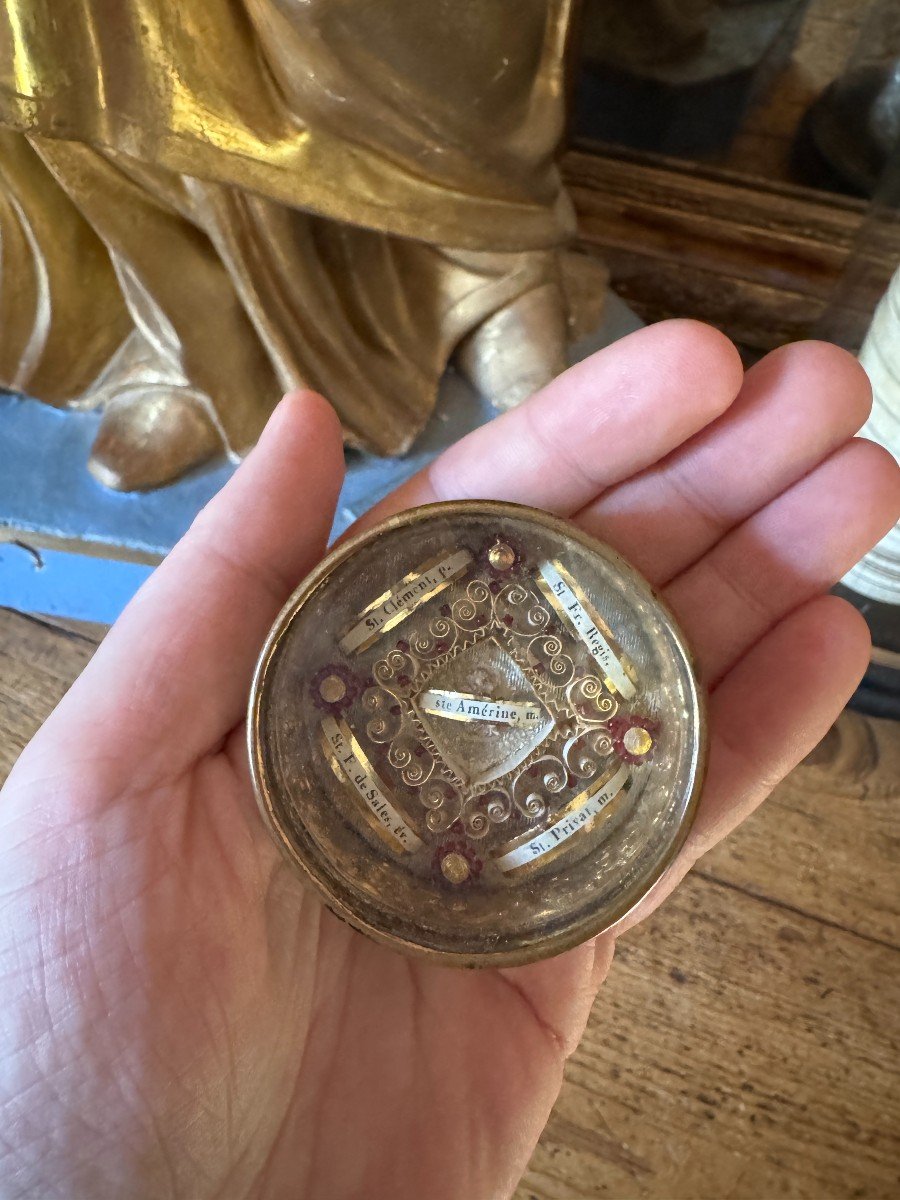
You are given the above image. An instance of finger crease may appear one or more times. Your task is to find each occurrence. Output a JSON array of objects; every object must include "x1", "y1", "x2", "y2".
[
  {"x1": 522, "y1": 402, "x2": 604, "y2": 498},
  {"x1": 185, "y1": 537, "x2": 292, "y2": 613},
  {"x1": 664, "y1": 458, "x2": 735, "y2": 544}
]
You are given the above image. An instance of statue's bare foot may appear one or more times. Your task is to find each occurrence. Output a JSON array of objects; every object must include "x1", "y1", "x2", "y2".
[
  {"x1": 88, "y1": 390, "x2": 223, "y2": 491},
  {"x1": 455, "y1": 279, "x2": 569, "y2": 413}
]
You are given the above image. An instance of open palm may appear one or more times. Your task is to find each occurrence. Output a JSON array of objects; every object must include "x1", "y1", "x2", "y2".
[{"x1": 1, "y1": 321, "x2": 897, "y2": 1200}]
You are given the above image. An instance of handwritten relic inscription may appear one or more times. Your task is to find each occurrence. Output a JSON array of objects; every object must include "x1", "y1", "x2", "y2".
[
  {"x1": 537, "y1": 559, "x2": 636, "y2": 699},
  {"x1": 320, "y1": 715, "x2": 422, "y2": 853},
  {"x1": 340, "y1": 549, "x2": 472, "y2": 654},
  {"x1": 419, "y1": 688, "x2": 546, "y2": 728}
]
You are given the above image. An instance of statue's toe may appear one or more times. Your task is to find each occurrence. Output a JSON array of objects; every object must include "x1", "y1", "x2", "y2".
[
  {"x1": 455, "y1": 280, "x2": 569, "y2": 413},
  {"x1": 88, "y1": 389, "x2": 224, "y2": 491}
]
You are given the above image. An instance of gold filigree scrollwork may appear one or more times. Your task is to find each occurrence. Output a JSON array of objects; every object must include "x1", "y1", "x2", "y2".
[
  {"x1": 421, "y1": 779, "x2": 462, "y2": 833},
  {"x1": 493, "y1": 580, "x2": 551, "y2": 635},
  {"x1": 482, "y1": 788, "x2": 512, "y2": 823},
  {"x1": 512, "y1": 753, "x2": 568, "y2": 820},
  {"x1": 388, "y1": 732, "x2": 436, "y2": 788},
  {"x1": 362, "y1": 685, "x2": 403, "y2": 743},
  {"x1": 464, "y1": 810, "x2": 490, "y2": 838},
  {"x1": 408, "y1": 612, "x2": 459, "y2": 661},
  {"x1": 373, "y1": 647, "x2": 417, "y2": 697},
  {"x1": 463, "y1": 784, "x2": 513, "y2": 839},
  {"x1": 527, "y1": 633, "x2": 575, "y2": 688},
  {"x1": 563, "y1": 727, "x2": 614, "y2": 780},
  {"x1": 567, "y1": 674, "x2": 618, "y2": 722},
  {"x1": 450, "y1": 579, "x2": 492, "y2": 632},
  {"x1": 362, "y1": 559, "x2": 633, "y2": 852}
]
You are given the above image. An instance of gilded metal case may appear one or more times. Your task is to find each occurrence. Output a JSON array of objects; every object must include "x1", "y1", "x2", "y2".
[{"x1": 249, "y1": 501, "x2": 706, "y2": 966}]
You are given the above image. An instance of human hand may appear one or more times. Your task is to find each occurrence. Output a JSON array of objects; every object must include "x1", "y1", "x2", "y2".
[{"x1": 1, "y1": 322, "x2": 897, "y2": 1200}]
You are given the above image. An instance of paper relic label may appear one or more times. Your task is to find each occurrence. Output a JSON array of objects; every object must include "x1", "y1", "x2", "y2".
[
  {"x1": 536, "y1": 560, "x2": 636, "y2": 699},
  {"x1": 339, "y1": 548, "x2": 473, "y2": 654},
  {"x1": 494, "y1": 763, "x2": 630, "y2": 873},
  {"x1": 419, "y1": 688, "x2": 546, "y2": 728},
  {"x1": 321, "y1": 715, "x2": 422, "y2": 852}
]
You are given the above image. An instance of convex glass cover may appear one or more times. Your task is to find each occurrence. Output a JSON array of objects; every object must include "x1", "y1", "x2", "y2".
[{"x1": 249, "y1": 501, "x2": 705, "y2": 966}]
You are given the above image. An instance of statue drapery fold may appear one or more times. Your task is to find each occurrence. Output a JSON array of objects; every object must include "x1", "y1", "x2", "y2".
[{"x1": 0, "y1": 0, "x2": 575, "y2": 474}]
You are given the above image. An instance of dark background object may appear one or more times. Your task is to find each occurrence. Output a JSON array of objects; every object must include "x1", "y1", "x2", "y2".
[
  {"x1": 796, "y1": 61, "x2": 900, "y2": 197},
  {"x1": 574, "y1": 0, "x2": 809, "y2": 157},
  {"x1": 835, "y1": 586, "x2": 900, "y2": 719}
]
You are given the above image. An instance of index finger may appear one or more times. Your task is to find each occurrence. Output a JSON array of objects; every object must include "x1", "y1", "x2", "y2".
[{"x1": 348, "y1": 320, "x2": 743, "y2": 535}]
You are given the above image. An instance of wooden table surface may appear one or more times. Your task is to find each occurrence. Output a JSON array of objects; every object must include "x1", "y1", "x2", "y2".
[{"x1": 1, "y1": 606, "x2": 898, "y2": 1199}]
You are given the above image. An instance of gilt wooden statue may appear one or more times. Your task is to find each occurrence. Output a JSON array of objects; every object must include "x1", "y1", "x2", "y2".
[{"x1": 0, "y1": 1, "x2": 577, "y2": 489}]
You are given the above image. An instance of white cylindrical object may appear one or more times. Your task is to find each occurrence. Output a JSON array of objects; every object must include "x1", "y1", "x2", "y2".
[{"x1": 843, "y1": 266, "x2": 900, "y2": 604}]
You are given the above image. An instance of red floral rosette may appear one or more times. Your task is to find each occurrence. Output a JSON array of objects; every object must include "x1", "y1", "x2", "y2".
[
  {"x1": 431, "y1": 838, "x2": 483, "y2": 887},
  {"x1": 477, "y1": 536, "x2": 526, "y2": 579},
  {"x1": 310, "y1": 664, "x2": 362, "y2": 715},
  {"x1": 608, "y1": 714, "x2": 659, "y2": 765}
]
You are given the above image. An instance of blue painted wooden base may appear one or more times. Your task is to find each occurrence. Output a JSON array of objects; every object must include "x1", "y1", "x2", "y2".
[{"x1": 0, "y1": 297, "x2": 641, "y2": 623}]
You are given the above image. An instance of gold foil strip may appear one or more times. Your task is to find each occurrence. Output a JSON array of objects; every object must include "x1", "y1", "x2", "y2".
[
  {"x1": 536, "y1": 560, "x2": 637, "y2": 699},
  {"x1": 320, "y1": 715, "x2": 422, "y2": 853},
  {"x1": 419, "y1": 688, "x2": 546, "y2": 728},
  {"x1": 493, "y1": 763, "x2": 631, "y2": 874},
  {"x1": 339, "y1": 548, "x2": 473, "y2": 655}
]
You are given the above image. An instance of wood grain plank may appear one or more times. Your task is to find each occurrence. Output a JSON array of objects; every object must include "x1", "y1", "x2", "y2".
[
  {"x1": 518, "y1": 859, "x2": 900, "y2": 1199},
  {"x1": 0, "y1": 608, "x2": 97, "y2": 779},
  {"x1": 702, "y1": 713, "x2": 900, "y2": 948},
  {"x1": 562, "y1": 147, "x2": 900, "y2": 351}
]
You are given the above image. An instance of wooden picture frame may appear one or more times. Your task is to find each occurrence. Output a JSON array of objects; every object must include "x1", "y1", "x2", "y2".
[{"x1": 564, "y1": 142, "x2": 900, "y2": 355}]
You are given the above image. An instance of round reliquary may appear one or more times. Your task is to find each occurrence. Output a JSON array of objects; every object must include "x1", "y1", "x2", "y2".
[{"x1": 249, "y1": 501, "x2": 706, "y2": 966}]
